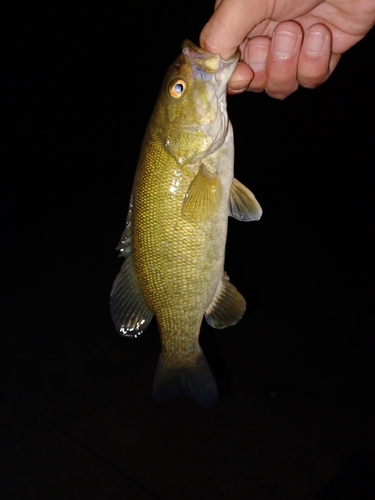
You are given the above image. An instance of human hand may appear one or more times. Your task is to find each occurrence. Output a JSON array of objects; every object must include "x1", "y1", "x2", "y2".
[{"x1": 200, "y1": 0, "x2": 375, "y2": 99}]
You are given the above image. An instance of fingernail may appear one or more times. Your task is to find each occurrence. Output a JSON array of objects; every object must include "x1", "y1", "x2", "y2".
[
  {"x1": 305, "y1": 31, "x2": 327, "y2": 55},
  {"x1": 247, "y1": 44, "x2": 268, "y2": 71},
  {"x1": 273, "y1": 31, "x2": 298, "y2": 57}
]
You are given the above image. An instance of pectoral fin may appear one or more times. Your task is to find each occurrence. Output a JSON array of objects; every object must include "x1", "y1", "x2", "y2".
[
  {"x1": 229, "y1": 178, "x2": 262, "y2": 221},
  {"x1": 205, "y1": 272, "x2": 246, "y2": 329},
  {"x1": 110, "y1": 254, "x2": 153, "y2": 338},
  {"x1": 182, "y1": 164, "x2": 222, "y2": 222}
]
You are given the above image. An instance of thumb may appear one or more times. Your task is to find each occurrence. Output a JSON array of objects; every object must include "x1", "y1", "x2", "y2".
[{"x1": 200, "y1": 0, "x2": 272, "y2": 59}]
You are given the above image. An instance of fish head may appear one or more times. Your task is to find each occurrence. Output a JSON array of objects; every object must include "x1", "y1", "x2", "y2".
[{"x1": 157, "y1": 40, "x2": 239, "y2": 165}]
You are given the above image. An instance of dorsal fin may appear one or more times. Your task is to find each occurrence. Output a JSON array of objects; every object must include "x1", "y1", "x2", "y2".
[
  {"x1": 110, "y1": 254, "x2": 153, "y2": 338},
  {"x1": 116, "y1": 194, "x2": 133, "y2": 258}
]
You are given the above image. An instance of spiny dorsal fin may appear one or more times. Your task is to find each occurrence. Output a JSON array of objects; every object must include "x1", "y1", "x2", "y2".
[
  {"x1": 229, "y1": 178, "x2": 262, "y2": 221},
  {"x1": 110, "y1": 254, "x2": 153, "y2": 338},
  {"x1": 182, "y1": 165, "x2": 222, "y2": 222},
  {"x1": 116, "y1": 193, "x2": 133, "y2": 258},
  {"x1": 205, "y1": 272, "x2": 246, "y2": 329}
]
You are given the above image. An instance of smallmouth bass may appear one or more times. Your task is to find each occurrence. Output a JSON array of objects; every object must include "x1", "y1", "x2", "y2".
[{"x1": 110, "y1": 40, "x2": 262, "y2": 407}]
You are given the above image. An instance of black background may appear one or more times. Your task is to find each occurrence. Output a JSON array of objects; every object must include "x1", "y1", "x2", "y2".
[{"x1": 1, "y1": 3, "x2": 375, "y2": 499}]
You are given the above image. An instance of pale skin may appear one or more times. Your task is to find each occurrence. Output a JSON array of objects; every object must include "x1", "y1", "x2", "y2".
[{"x1": 200, "y1": 0, "x2": 375, "y2": 99}]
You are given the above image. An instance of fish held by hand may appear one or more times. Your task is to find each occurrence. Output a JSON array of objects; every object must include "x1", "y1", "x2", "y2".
[{"x1": 110, "y1": 40, "x2": 262, "y2": 407}]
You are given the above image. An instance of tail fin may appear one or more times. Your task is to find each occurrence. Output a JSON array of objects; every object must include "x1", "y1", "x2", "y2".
[{"x1": 152, "y1": 347, "x2": 218, "y2": 408}]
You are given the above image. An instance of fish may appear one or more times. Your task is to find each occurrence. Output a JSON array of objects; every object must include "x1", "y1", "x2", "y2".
[{"x1": 110, "y1": 40, "x2": 262, "y2": 407}]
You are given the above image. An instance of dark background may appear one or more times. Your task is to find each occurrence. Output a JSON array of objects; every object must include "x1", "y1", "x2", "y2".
[{"x1": 1, "y1": 3, "x2": 374, "y2": 499}]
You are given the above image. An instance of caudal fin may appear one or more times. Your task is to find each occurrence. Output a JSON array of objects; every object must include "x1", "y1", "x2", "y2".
[{"x1": 152, "y1": 347, "x2": 218, "y2": 408}]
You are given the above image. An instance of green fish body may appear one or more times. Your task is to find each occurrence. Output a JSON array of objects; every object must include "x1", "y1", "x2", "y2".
[{"x1": 110, "y1": 40, "x2": 262, "y2": 407}]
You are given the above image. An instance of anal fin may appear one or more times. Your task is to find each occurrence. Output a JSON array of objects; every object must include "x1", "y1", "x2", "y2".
[{"x1": 205, "y1": 272, "x2": 246, "y2": 329}]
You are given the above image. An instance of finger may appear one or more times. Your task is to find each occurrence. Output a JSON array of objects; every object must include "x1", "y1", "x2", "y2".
[
  {"x1": 329, "y1": 53, "x2": 341, "y2": 74},
  {"x1": 200, "y1": 0, "x2": 272, "y2": 60},
  {"x1": 242, "y1": 36, "x2": 271, "y2": 92},
  {"x1": 227, "y1": 61, "x2": 254, "y2": 94},
  {"x1": 265, "y1": 21, "x2": 303, "y2": 100},
  {"x1": 297, "y1": 24, "x2": 331, "y2": 88}
]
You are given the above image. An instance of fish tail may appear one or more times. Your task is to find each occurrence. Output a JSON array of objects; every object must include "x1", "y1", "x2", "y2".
[{"x1": 152, "y1": 347, "x2": 218, "y2": 408}]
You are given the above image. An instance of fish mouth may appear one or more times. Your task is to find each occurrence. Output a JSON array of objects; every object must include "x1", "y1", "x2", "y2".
[{"x1": 181, "y1": 39, "x2": 239, "y2": 96}]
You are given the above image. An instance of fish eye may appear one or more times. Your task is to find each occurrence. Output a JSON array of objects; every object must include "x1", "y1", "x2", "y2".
[{"x1": 168, "y1": 79, "x2": 186, "y2": 99}]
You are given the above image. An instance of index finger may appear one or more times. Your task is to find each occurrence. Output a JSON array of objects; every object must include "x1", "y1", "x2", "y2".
[{"x1": 200, "y1": 0, "x2": 271, "y2": 59}]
